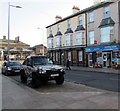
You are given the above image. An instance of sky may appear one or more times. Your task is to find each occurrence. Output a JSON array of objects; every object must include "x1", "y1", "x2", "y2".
[{"x1": 0, "y1": 0, "x2": 93, "y2": 47}]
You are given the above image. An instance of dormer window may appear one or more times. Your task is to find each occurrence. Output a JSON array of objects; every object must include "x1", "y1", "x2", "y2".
[
  {"x1": 78, "y1": 15, "x2": 82, "y2": 25},
  {"x1": 104, "y1": 6, "x2": 110, "y2": 19},
  {"x1": 58, "y1": 24, "x2": 60, "y2": 32},
  {"x1": 67, "y1": 19, "x2": 71, "y2": 28}
]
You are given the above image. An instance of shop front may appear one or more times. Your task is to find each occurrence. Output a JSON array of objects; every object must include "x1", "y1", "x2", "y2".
[{"x1": 85, "y1": 44, "x2": 120, "y2": 68}]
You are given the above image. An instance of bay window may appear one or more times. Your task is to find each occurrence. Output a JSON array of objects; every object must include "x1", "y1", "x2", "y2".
[
  {"x1": 100, "y1": 26, "x2": 114, "y2": 43},
  {"x1": 65, "y1": 34, "x2": 72, "y2": 46},
  {"x1": 56, "y1": 36, "x2": 61, "y2": 47},
  {"x1": 48, "y1": 38, "x2": 53, "y2": 48}
]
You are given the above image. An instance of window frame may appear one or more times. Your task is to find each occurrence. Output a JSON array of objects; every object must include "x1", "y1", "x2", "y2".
[{"x1": 89, "y1": 31, "x2": 94, "y2": 45}]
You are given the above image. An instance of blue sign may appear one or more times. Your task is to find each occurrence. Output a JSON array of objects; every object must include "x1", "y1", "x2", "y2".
[{"x1": 85, "y1": 44, "x2": 120, "y2": 52}]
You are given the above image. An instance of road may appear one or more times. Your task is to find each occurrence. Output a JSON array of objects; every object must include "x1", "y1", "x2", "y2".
[{"x1": 65, "y1": 70, "x2": 119, "y2": 92}]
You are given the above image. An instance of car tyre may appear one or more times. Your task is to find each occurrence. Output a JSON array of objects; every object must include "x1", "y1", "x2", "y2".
[
  {"x1": 20, "y1": 70, "x2": 27, "y2": 83},
  {"x1": 56, "y1": 76, "x2": 64, "y2": 85},
  {"x1": 32, "y1": 73, "x2": 41, "y2": 88}
]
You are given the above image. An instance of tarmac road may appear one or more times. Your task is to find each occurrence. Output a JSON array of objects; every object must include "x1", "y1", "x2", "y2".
[{"x1": 65, "y1": 70, "x2": 120, "y2": 92}]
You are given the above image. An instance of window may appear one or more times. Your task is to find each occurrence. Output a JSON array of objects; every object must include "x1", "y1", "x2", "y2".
[
  {"x1": 56, "y1": 52, "x2": 58, "y2": 61},
  {"x1": 76, "y1": 32, "x2": 82, "y2": 45},
  {"x1": 48, "y1": 38, "x2": 53, "y2": 48},
  {"x1": 56, "y1": 36, "x2": 61, "y2": 47},
  {"x1": 67, "y1": 19, "x2": 71, "y2": 28},
  {"x1": 88, "y1": 12, "x2": 94, "y2": 23},
  {"x1": 57, "y1": 24, "x2": 60, "y2": 31},
  {"x1": 78, "y1": 16, "x2": 82, "y2": 25},
  {"x1": 76, "y1": 32, "x2": 85, "y2": 45},
  {"x1": 100, "y1": 26, "x2": 113, "y2": 43},
  {"x1": 104, "y1": 6, "x2": 110, "y2": 19},
  {"x1": 68, "y1": 52, "x2": 71, "y2": 61},
  {"x1": 89, "y1": 31, "x2": 94, "y2": 45},
  {"x1": 78, "y1": 51, "x2": 83, "y2": 62},
  {"x1": 65, "y1": 34, "x2": 70, "y2": 46}
]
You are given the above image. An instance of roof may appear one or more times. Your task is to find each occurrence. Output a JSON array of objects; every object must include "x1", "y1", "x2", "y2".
[
  {"x1": 0, "y1": 39, "x2": 30, "y2": 46},
  {"x1": 46, "y1": 1, "x2": 113, "y2": 28},
  {"x1": 98, "y1": 17, "x2": 115, "y2": 27}
]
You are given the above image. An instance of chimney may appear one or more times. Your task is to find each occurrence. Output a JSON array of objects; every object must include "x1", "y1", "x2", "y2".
[
  {"x1": 55, "y1": 15, "x2": 62, "y2": 22},
  {"x1": 3, "y1": 35, "x2": 6, "y2": 40},
  {"x1": 72, "y1": 6, "x2": 80, "y2": 14}
]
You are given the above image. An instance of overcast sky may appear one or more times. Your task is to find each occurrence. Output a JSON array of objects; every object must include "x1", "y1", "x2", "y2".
[{"x1": 0, "y1": 0, "x2": 93, "y2": 47}]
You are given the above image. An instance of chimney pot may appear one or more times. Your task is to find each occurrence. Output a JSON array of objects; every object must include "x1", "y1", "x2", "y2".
[
  {"x1": 72, "y1": 6, "x2": 80, "y2": 13},
  {"x1": 55, "y1": 15, "x2": 62, "y2": 22}
]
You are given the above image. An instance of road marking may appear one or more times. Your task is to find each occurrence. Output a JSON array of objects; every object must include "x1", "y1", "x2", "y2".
[{"x1": 109, "y1": 78, "x2": 119, "y2": 81}]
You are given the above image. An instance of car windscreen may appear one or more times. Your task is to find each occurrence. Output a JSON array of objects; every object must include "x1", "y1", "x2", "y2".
[
  {"x1": 8, "y1": 62, "x2": 21, "y2": 66},
  {"x1": 33, "y1": 57, "x2": 52, "y2": 65}
]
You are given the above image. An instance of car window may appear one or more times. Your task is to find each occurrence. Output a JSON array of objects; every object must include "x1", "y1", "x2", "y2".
[
  {"x1": 33, "y1": 57, "x2": 52, "y2": 65},
  {"x1": 8, "y1": 62, "x2": 21, "y2": 66}
]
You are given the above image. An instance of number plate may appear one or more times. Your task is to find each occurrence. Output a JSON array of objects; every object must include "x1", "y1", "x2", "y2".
[
  {"x1": 15, "y1": 70, "x2": 20, "y2": 72},
  {"x1": 51, "y1": 74, "x2": 59, "y2": 77}
]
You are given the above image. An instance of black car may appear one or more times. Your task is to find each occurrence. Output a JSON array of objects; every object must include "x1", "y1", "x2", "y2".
[
  {"x1": 2, "y1": 61, "x2": 23, "y2": 76},
  {"x1": 21, "y1": 55, "x2": 65, "y2": 88}
]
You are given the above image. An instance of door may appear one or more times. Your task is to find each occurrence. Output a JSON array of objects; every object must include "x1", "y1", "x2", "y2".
[
  {"x1": 103, "y1": 52, "x2": 111, "y2": 68},
  {"x1": 88, "y1": 53, "x2": 93, "y2": 67}
]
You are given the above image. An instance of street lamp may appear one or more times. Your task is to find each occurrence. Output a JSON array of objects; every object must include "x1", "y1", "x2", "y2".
[
  {"x1": 37, "y1": 27, "x2": 44, "y2": 56},
  {"x1": 7, "y1": 2, "x2": 22, "y2": 61}
]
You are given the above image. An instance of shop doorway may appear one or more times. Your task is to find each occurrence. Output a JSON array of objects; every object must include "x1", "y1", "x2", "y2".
[
  {"x1": 88, "y1": 53, "x2": 93, "y2": 67},
  {"x1": 102, "y1": 52, "x2": 111, "y2": 68}
]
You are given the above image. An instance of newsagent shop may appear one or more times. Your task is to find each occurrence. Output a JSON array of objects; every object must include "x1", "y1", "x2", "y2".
[{"x1": 85, "y1": 44, "x2": 120, "y2": 68}]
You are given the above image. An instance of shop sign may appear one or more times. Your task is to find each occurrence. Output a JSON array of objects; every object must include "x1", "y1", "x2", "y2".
[{"x1": 85, "y1": 44, "x2": 120, "y2": 52}]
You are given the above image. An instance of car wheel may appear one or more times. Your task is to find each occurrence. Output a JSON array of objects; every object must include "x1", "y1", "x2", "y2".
[
  {"x1": 56, "y1": 76, "x2": 64, "y2": 85},
  {"x1": 5, "y1": 71, "x2": 9, "y2": 76},
  {"x1": 32, "y1": 73, "x2": 41, "y2": 88},
  {"x1": 1, "y1": 69, "x2": 4, "y2": 74},
  {"x1": 20, "y1": 70, "x2": 27, "y2": 83}
]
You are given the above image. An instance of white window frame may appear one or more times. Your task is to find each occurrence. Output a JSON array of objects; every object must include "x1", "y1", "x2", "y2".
[
  {"x1": 48, "y1": 38, "x2": 53, "y2": 48},
  {"x1": 56, "y1": 35, "x2": 61, "y2": 47},
  {"x1": 104, "y1": 6, "x2": 110, "y2": 19},
  {"x1": 88, "y1": 11, "x2": 94, "y2": 23},
  {"x1": 89, "y1": 31, "x2": 94, "y2": 45},
  {"x1": 78, "y1": 15, "x2": 83, "y2": 26},
  {"x1": 100, "y1": 26, "x2": 113, "y2": 43},
  {"x1": 76, "y1": 32, "x2": 82, "y2": 45},
  {"x1": 67, "y1": 19, "x2": 71, "y2": 28},
  {"x1": 65, "y1": 34, "x2": 71, "y2": 46}
]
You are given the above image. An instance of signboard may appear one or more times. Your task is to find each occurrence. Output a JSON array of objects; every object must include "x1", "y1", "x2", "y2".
[{"x1": 85, "y1": 44, "x2": 120, "y2": 52}]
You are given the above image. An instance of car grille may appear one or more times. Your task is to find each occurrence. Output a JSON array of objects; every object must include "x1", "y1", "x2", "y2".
[{"x1": 46, "y1": 70, "x2": 59, "y2": 74}]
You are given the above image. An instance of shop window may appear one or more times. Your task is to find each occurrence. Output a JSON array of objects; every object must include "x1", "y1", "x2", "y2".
[
  {"x1": 68, "y1": 51, "x2": 71, "y2": 61},
  {"x1": 78, "y1": 51, "x2": 83, "y2": 62}
]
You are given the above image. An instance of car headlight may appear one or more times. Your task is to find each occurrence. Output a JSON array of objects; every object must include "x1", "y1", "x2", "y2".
[
  {"x1": 60, "y1": 68, "x2": 65, "y2": 72},
  {"x1": 7, "y1": 67, "x2": 12, "y2": 71},
  {"x1": 39, "y1": 69, "x2": 46, "y2": 74}
]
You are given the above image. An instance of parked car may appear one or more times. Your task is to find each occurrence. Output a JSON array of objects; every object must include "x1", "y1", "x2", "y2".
[
  {"x1": 1, "y1": 61, "x2": 23, "y2": 76},
  {"x1": 21, "y1": 55, "x2": 65, "y2": 88}
]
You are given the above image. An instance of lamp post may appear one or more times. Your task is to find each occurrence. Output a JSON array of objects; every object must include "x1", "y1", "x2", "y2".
[
  {"x1": 7, "y1": 2, "x2": 22, "y2": 61},
  {"x1": 37, "y1": 27, "x2": 44, "y2": 56}
]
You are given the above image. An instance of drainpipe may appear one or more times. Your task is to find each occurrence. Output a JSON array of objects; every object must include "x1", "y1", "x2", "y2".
[{"x1": 85, "y1": 12, "x2": 88, "y2": 67}]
